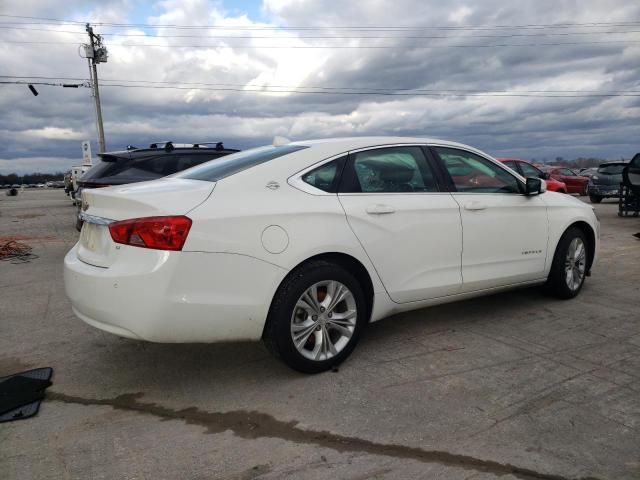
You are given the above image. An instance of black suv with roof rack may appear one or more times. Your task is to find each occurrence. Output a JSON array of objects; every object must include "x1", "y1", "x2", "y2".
[
  {"x1": 78, "y1": 141, "x2": 239, "y2": 189},
  {"x1": 75, "y1": 141, "x2": 239, "y2": 229}
]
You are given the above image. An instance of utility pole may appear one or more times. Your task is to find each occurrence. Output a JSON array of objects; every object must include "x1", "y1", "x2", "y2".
[{"x1": 85, "y1": 24, "x2": 108, "y2": 153}]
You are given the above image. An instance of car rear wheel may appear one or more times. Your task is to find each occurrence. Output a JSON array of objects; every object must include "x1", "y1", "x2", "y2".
[
  {"x1": 546, "y1": 227, "x2": 589, "y2": 299},
  {"x1": 589, "y1": 195, "x2": 602, "y2": 204},
  {"x1": 263, "y1": 260, "x2": 367, "y2": 373}
]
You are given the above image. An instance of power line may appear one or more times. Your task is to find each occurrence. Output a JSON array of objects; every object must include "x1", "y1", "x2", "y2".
[
  {"x1": 3, "y1": 76, "x2": 640, "y2": 94},
  {"x1": 3, "y1": 78, "x2": 639, "y2": 98},
  {"x1": 98, "y1": 84, "x2": 640, "y2": 97},
  {"x1": 3, "y1": 24, "x2": 640, "y2": 40},
  {"x1": 6, "y1": 39, "x2": 640, "y2": 48},
  {"x1": 96, "y1": 84, "x2": 640, "y2": 97},
  {"x1": 0, "y1": 80, "x2": 89, "y2": 88},
  {"x1": 1, "y1": 14, "x2": 640, "y2": 31}
]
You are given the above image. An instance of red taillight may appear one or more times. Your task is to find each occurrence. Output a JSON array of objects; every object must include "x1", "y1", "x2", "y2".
[{"x1": 108, "y1": 216, "x2": 192, "y2": 251}]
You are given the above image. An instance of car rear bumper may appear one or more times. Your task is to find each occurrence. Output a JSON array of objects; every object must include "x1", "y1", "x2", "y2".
[{"x1": 64, "y1": 244, "x2": 286, "y2": 343}]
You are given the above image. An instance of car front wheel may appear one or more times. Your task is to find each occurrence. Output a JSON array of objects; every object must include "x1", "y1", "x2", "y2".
[
  {"x1": 546, "y1": 227, "x2": 589, "y2": 299},
  {"x1": 263, "y1": 260, "x2": 367, "y2": 373}
]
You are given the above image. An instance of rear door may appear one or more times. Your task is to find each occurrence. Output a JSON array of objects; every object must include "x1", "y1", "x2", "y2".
[
  {"x1": 431, "y1": 146, "x2": 548, "y2": 292},
  {"x1": 338, "y1": 145, "x2": 462, "y2": 303}
]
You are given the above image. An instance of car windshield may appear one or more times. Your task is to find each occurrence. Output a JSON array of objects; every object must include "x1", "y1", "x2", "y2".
[
  {"x1": 177, "y1": 145, "x2": 308, "y2": 182},
  {"x1": 598, "y1": 164, "x2": 626, "y2": 175}
]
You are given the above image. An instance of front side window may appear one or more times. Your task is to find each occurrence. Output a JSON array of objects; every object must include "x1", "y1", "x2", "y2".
[
  {"x1": 340, "y1": 146, "x2": 438, "y2": 193},
  {"x1": 560, "y1": 168, "x2": 576, "y2": 176},
  {"x1": 519, "y1": 162, "x2": 544, "y2": 179},
  {"x1": 502, "y1": 160, "x2": 519, "y2": 171},
  {"x1": 434, "y1": 147, "x2": 522, "y2": 194}
]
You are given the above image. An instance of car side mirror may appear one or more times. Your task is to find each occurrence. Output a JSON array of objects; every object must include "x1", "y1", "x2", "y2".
[{"x1": 526, "y1": 177, "x2": 545, "y2": 196}]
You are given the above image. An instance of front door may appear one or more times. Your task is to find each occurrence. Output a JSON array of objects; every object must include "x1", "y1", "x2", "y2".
[
  {"x1": 338, "y1": 145, "x2": 463, "y2": 303},
  {"x1": 432, "y1": 147, "x2": 549, "y2": 292},
  {"x1": 556, "y1": 168, "x2": 584, "y2": 194}
]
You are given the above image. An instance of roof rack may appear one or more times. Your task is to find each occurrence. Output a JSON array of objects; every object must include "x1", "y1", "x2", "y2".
[
  {"x1": 192, "y1": 141, "x2": 224, "y2": 150},
  {"x1": 148, "y1": 141, "x2": 174, "y2": 152},
  {"x1": 145, "y1": 141, "x2": 225, "y2": 152}
]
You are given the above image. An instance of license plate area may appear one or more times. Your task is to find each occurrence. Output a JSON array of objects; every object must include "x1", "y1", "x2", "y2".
[
  {"x1": 81, "y1": 223, "x2": 108, "y2": 252},
  {"x1": 78, "y1": 222, "x2": 114, "y2": 267}
]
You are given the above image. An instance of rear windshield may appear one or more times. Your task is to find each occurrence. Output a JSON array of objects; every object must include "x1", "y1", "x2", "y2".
[
  {"x1": 598, "y1": 164, "x2": 626, "y2": 175},
  {"x1": 82, "y1": 153, "x2": 227, "y2": 182},
  {"x1": 178, "y1": 145, "x2": 308, "y2": 182}
]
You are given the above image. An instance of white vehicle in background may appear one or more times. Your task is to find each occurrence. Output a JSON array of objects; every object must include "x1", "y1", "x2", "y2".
[
  {"x1": 69, "y1": 164, "x2": 92, "y2": 203},
  {"x1": 64, "y1": 137, "x2": 599, "y2": 373}
]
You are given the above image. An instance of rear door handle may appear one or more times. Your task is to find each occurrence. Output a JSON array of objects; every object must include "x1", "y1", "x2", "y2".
[
  {"x1": 366, "y1": 204, "x2": 396, "y2": 215},
  {"x1": 464, "y1": 201, "x2": 488, "y2": 211}
]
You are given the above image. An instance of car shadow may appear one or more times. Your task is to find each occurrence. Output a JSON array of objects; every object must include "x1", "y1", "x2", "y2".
[{"x1": 61, "y1": 284, "x2": 562, "y2": 398}]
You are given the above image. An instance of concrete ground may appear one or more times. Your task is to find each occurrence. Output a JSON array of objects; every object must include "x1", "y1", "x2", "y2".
[{"x1": 1, "y1": 189, "x2": 639, "y2": 480}]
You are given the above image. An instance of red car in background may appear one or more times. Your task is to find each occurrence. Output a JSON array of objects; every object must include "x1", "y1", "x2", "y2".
[
  {"x1": 498, "y1": 158, "x2": 568, "y2": 193},
  {"x1": 539, "y1": 166, "x2": 589, "y2": 195}
]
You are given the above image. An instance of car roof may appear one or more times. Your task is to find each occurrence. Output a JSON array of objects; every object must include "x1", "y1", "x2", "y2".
[{"x1": 289, "y1": 136, "x2": 470, "y2": 151}]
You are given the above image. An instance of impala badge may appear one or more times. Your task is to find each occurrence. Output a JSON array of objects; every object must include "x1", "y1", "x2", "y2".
[{"x1": 266, "y1": 181, "x2": 280, "y2": 190}]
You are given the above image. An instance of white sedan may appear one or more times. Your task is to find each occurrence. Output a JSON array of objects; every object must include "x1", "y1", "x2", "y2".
[{"x1": 64, "y1": 137, "x2": 599, "y2": 373}]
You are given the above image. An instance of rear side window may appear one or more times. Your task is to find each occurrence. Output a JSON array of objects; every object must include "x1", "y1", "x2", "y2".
[
  {"x1": 302, "y1": 157, "x2": 345, "y2": 192},
  {"x1": 82, "y1": 155, "x2": 170, "y2": 181},
  {"x1": 131, "y1": 156, "x2": 174, "y2": 175},
  {"x1": 179, "y1": 145, "x2": 308, "y2": 182},
  {"x1": 435, "y1": 147, "x2": 522, "y2": 194},
  {"x1": 173, "y1": 154, "x2": 224, "y2": 171},
  {"x1": 340, "y1": 146, "x2": 438, "y2": 193}
]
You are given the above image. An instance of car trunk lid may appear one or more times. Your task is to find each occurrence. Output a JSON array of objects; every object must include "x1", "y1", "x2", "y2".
[{"x1": 77, "y1": 178, "x2": 214, "y2": 267}]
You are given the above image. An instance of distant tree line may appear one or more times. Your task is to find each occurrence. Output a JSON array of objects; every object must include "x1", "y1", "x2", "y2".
[{"x1": 0, "y1": 172, "x2": 66, "y2": 185}]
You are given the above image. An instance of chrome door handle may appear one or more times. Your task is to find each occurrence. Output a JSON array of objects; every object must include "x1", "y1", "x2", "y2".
[
  {"x1": 366, "y1": 204, "x2": 396, "y2": 215},
  {"x1": 464, "y1": 201, "x2": 488, "y2": 211}
]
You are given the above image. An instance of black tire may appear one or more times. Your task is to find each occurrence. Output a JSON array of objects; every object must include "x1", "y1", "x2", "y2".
[
  {"x1": 589, "y1": 195, "x2": 602, "y2": 204},
  {"x1": 263, "y1": 260, "x2": 368, "y2": 373},
  {"x1": 546, "y1": 227, "x2": 589, "y2": 299}
]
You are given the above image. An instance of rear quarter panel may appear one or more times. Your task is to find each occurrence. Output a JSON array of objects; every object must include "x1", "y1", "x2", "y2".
[{"x1": 183, "y1": 160, "x2": 388, "y2": 297}]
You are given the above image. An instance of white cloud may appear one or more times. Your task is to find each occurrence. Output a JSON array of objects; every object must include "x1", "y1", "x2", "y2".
[
  {"x1": 21, "y1": 127, "x2": 88, "y2": 141},
  {"x1": 0, "y1": 0, "x2": 639, "y2": 174},
  {"x1": 448, "y1": 6, "x2": 473, "y2": 23}
]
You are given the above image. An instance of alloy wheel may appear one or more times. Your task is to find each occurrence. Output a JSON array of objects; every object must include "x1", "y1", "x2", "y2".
[
  {"x1": 564, "y1": 237, "x2": 586, "y2": 291},
  {"x1": 290, "y1": 280, "x2": 357, "y2": 361}
]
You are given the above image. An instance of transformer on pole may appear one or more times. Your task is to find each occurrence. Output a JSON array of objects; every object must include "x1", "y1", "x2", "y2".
[{"x1": 84, "y1": 24, "x2": 108, "y2": 153}]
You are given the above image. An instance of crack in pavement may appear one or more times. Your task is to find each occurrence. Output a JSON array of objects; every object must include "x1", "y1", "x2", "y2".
[{"x1": 47, "y1": 391, "x2": 601, "y2": 480}]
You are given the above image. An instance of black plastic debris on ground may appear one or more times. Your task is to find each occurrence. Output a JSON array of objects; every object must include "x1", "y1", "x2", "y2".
[{"x1": 0, "y1": 368, "x2": 53, "y2": 422}]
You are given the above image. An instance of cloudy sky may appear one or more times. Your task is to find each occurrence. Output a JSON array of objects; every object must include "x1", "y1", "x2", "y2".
[{"x1": 1, "y1": 0, "x2": 639, "y2": 173}]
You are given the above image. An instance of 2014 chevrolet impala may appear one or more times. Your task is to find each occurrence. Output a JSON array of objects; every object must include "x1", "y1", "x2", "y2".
[{"x1": 64, "y1": 137, "x2": 599, "y2": 373}]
